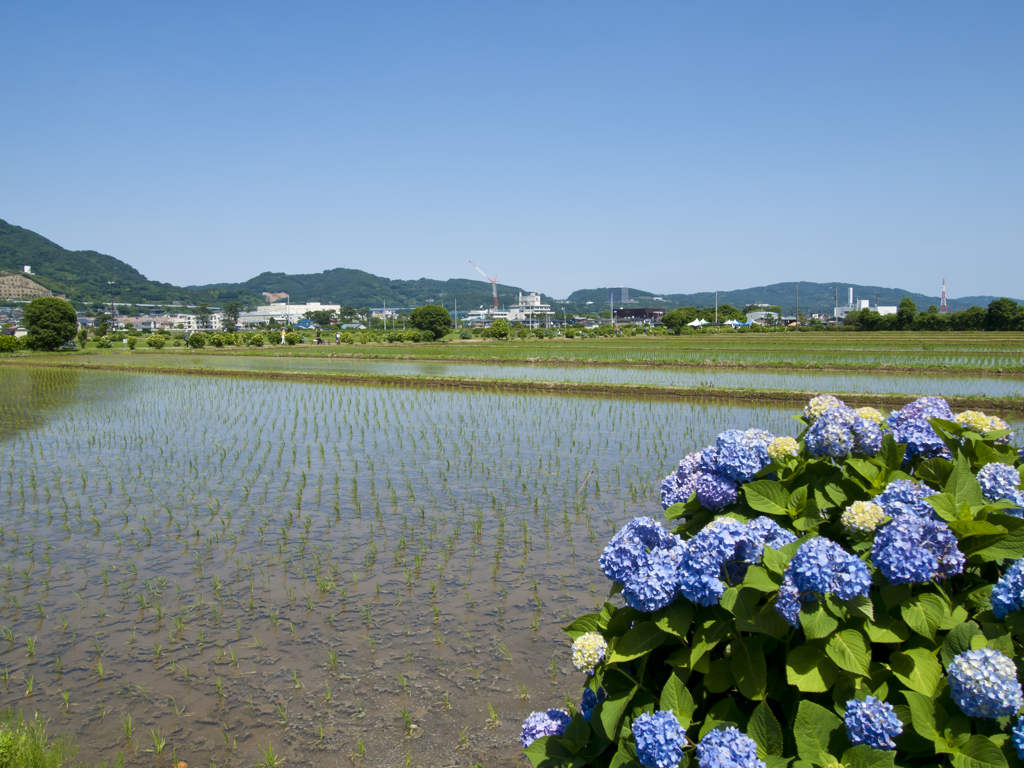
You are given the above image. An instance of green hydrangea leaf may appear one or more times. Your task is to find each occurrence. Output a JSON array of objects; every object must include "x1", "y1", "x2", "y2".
[
  {"x1": 787, "y1": 643, "x2": 839, "y2": 692},
  {"x1": 889, "y1": 648, "x2": 943, "y2": 696},
  {"x1": 793, "y1": 700, "x2": 842, "y2": 763},
  {"x1": 748, "y1": 701, "x2": 784, "y2": 758}
]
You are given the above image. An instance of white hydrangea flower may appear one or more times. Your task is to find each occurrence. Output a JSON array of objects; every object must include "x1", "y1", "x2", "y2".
[
  {"x1": 805, "y1": 395, "x2": 844, "y2": 422},
  {"x1": 767, "y1": 436, "x2": 799, "y2": 461},
  {"x1": 571, "y1": 632, "x2": 608, "y2": 674},
  {"x1": 841, "y1": 500, "x2": 885, "y2": 532}
]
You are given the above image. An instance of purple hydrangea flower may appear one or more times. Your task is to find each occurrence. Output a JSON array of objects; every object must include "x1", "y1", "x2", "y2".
[
  {"x1": 633, "y1": 711, "x2": 688, "y2": 768},
  {"x1": 696, "y1": 471, "x2": 738, "y2": 511},
  {"x1": 696, "y1": 727, "x2": 765, "y2": 768},
  {"x1": 947, "y1": 648, "x2": 1024, "y2": 719},
  {"x1": 888, "y1": 396, "x2": 955, "y2": 463},
  {"x1": 580, "y1": 687, "x2": 606, "y2": 721},
  {"x1": 776, "y1": 538, "x2": 872, "y2": 626},
  {"x1": 806, "y1": 406, "x2": 857, "y2": 458},
  {"x1": 844, "y1": 696, "x2": 903, "y2": 749},
  {"x1": 978, "y1": 463, "x2": 1023, "y2": 503},
  {"x1": 871, "y1": 515, "x2": 964, "y2": 584},
  {"x1": 872, "y1": 479, "x2": 939, "y2": 519},
  {"x1": 853, "y1": 417, "x2": 883, "y2": 456},
  {"x1": 520, "y1": 709, "x2": 572, "y2": 748},
  {"x1": 992, "y1": 559, "x2": 1024, "y2": 619}
]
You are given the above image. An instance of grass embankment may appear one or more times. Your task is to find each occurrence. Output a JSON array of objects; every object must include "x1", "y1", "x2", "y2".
[
  {"x1": 0, "y1": 710, "x2": 83, "y2": 768},
  {"x1": 6, "y1": 358, "x2": 1023, "y2": 415},
  {"x1": 49, "y1": 331, "x2": 1024, "y2": 375}
]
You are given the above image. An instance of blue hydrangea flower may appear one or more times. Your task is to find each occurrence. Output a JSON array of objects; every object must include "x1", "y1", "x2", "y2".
[
  {"x1": 1013, "y1": 719, "x2": 1024, "y2": 760},
  {"x1": 871, "y1": 515, "x2": 964, "y2": 584},
  {"x1": 991, "y1": 559, "x2": 1024, "y2": 619},
  {"x1": 947, "y1": 648, "x2": 1024, "y2": 719},
  {"x1": 872, "y1": 479, "x2": 939, "y2": 519},
  {"x1": 600, "y1": 517, "x2": 679, "y2": 584},
  {"x1": 520, "y1": 709, "x2": 572, "y2": 747},
  {"x1": 696, "y1": 726, "x2": 766, "y2": 768},
  {"x1": 679, "y1": 518, "x2": 796, "y2": 607},
  {"x1": 715, "y1": 429, "x2": 775, "y2": 483},
  {"x1": 806, "y1": 405, "x2": 857, "y2": 458},
  {"x1": 696, "y1": 471, "x2": 738, "y2": 511},
  {"x1": 888, "y1": 396, "x2": 955, "y2": 463},
  {"x1": 978, "y1": 463, "x2": 1023, "y2": 503},
  {"x1": 853, "y1": 417, "x2": 883, "y2": 456},
  {"x1": 581, "y1": 686, "x2": 606, "y2": 721},
  {"x1": 634, "y1": 711, "x2": 688, "y2": 768},
  {"x1": 776, "y1": 538, "x2": 872, "y2": 626},
  {"x1": 844, "y1": 696, "x2": 903, "y2": 749},
  {"x1": 621, "y1": 542, "x2": 687, "y2": 613},
  {"x1": 747, "y1": 516, "x2": 798, "y2": 551},
  {"x1": 660, "y1": 450, "x2": 708, "y2": 509}
]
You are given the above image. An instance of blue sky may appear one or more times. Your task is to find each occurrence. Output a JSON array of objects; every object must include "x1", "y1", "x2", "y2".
[{"x1": 2, "y1": 2, "x2": 1021, "y2": 299}]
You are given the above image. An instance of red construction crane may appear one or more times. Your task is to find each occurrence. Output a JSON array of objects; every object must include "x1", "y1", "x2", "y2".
[{"x1": 469, "y1": 261, "x2": 499, "y2": 309}]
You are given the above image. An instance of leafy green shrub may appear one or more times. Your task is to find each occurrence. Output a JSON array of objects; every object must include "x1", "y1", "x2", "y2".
[
  {"x1": 340, "y1": 332, "x2": 354, "y2": 344},
  {"x1": 524, "y1": 395, "x2": 1024, "y2": 768},
  {"x1": 284, "y1": 332, "x2": 300, "y2": 345},
  {"x1": 95, "y1": 337, "x2": 112, "y2": 349},
  {"x1": 126, "y1": 336, "x2": 137, "y2": 349},
  {"x1": 185, "y1": 332, "x2": 207, "y2": 349},
  {"x1": 0, "y1": 336, "x2": 19, "y2": 353},
  {"x1": 146, "y1": 336, "x2": 166, "y2": 349},
  {"x1": 459, "y1": 329, "x2": 473, "y2": 340},
  {"x1": 564, "y1": 328, "x2": 578, "y2": 338},
  {"x1": 209, "y1": 333, "x2": 225, "y2": 348},
  {"x1": 248, "y1": 333, "x2": 265, "y2": 347}
]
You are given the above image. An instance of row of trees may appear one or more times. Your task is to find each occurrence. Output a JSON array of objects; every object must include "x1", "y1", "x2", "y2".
[
  {"x1": 662, "y1": 305, "x2": 747, "y2": 333},
  {"x1": 845, "y1": 297, "x2": 1024, "y2": 332}
]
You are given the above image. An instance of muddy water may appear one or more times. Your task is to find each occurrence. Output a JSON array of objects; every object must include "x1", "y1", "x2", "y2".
[{"x1": 0, "y1": 366, "x2": 1020, "y2": 767}]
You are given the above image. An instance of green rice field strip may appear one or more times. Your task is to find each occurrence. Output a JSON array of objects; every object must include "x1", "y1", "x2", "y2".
[
  {"x1": 60, "y1": 331, "x2": 1024, "y2": 372},
  {"x1": 15, "y1": 352, "x2": 1023, "y2": 400}
]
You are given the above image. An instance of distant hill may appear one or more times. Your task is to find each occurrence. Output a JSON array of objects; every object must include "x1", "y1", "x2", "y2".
[
  {"x1": 0, "y1": 219, "x2": 257, "y2": 306},
  {"x1": 191, "y1": 269, "x2": 559, "y2": 312},
  {"x1": 2, "y1": 217, "x2": 1019, "y2": 315},
  {"x1": 565, "y1": 283, "x2": 1021, "y2": 315}
]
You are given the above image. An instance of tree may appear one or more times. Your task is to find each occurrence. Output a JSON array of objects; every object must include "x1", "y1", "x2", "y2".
[
  {"x1": 986, "y1": 298, "x2": 1019, "y2": 331},
  {"x1": 304, "y1": 309, "x2": 336, "y2": 327},
  {"x1": 951, "y1": 306, "x2": 986, "y2": 331},
  {"x1": 410, "y1": 305, "x2": 452, "y2": 341},
  {"x1": 224, "y1": 301, "x2": 242, "y2": 331},
  {"x1": 662, "y1": 309, "x2": 694, "y2": 335},
  {"x1": 23, "y1": 297, "x2": 77, "y2": 351},
  {"x1": 896, "y1": 297, "x2": 917, "y2": 330},
  {"x1": 197, "y1": 302, "x2": 212, "y2": 328},
  {"x1": 490, "y1": 318, "x2": 511, "y2": 339}
]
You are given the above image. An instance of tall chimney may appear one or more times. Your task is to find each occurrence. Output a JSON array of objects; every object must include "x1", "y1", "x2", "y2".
[{"x1": 848, "y1": 287, "x2": 853, "y2": 306}]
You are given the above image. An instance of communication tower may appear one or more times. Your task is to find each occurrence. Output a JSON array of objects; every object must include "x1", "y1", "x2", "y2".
[{"x1": 940, "y1": 278, "x2": 948, "y2": 314}]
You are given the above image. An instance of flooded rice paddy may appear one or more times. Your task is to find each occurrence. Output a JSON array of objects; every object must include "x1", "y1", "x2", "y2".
[
  {"x1": 65, "y1": 353, "x2": 1024, "y2": 399},
  {"x1": 1, "y1": 366, "x2": 1021, "y2": 767}
]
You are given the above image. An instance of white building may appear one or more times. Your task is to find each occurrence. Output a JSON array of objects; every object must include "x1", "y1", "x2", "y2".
[
  {"x1": 507, "y1": 292, "x2": 554, "y2": 325},
  {"x1": 239, "y1": 301, "x2": 339, "y2": 326}
]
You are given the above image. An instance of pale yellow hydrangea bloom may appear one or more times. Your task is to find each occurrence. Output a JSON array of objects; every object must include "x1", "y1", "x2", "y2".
[
  {"x1": 571, "y1": 632, "x2": 608, "y2": 674},
  {"x1": 841, "y1": 500, "x2": 885, "y2": 532},
  {"x1": 955, "y1": 410, "x2": 992, "y2": 434},
  {"x1": 805, "y1": 395, "x2": 843, "y2": 422},
  {"x1": 854, "y1": 407, "x2": 887, "y2": 426},
  {"x1": 768, "y1": 436, "x2": 799, "y2": 461}
]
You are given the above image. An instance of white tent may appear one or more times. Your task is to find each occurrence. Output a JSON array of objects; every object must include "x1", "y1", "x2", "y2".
[
  {"x1": 687, "y1": 318, "x2": 709, "y2": 327},
  {"x1": 724, "y1": 319, "x2": 740, "y2": 326}
]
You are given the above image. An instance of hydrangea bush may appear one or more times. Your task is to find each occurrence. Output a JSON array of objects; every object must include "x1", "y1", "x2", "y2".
[{"x1": 521, "y1": 395, "x2": 1024, "y2": 768}]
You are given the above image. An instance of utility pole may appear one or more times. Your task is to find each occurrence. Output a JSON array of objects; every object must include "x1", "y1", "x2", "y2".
[
  {"x1": 715, "y1": 291, "x2": 718, "y2": 325},
  {"x1": 108, "y1": 281, "x2": 115, "y2": 318},
  {"x1": 795, "y1": 283, "x2": 799, "y2": 324}
]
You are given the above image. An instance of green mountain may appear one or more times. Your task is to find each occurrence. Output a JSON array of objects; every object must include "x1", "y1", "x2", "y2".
[
  {"x1": 191, "y1": 269, "x2": 559, "y2": 312},
  {"x1": 3, "y1": 217, "x2": 1019, "y2": 315},
  {"x1": 0, "y1": 219, "x2": 257, "y2": 306},
  {"x1": 565, "y1": 283, "x2": 1019, "y2": 315}
]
